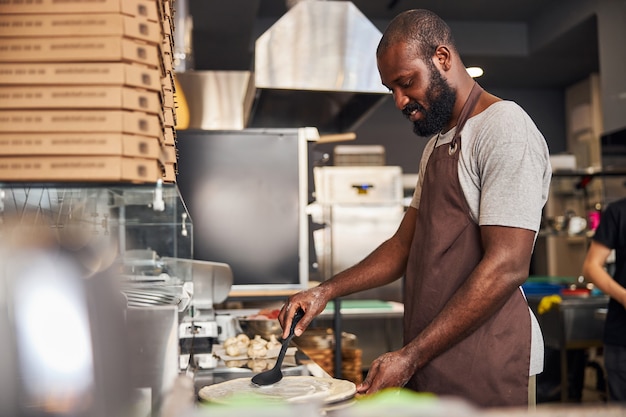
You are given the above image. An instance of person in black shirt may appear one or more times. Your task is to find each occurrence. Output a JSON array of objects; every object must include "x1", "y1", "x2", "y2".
[{"x1": 583, "y1": 197, "x2": 626, "y2": 402}]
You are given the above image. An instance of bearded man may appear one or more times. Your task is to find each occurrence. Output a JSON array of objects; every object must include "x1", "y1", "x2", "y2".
[{"x1": 279, "y1": 9, "x2": 551, "y2": 408}]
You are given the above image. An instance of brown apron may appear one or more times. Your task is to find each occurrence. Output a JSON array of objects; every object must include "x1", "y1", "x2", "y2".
[{"x1": 403, "y1": 82, "x2": 531, "y2": 407}]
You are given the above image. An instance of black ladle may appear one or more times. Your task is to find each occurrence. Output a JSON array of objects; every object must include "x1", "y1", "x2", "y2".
[{"x1": 251, "y1": 308, "x2": 305, "y2": 387}]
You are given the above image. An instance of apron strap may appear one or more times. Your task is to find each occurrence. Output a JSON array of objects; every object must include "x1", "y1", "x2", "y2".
[{"x1": 450, "y1": 82, "x2": 483, "y2": 152}]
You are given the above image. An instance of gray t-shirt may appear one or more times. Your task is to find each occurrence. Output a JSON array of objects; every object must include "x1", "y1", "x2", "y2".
[{"x1": 410, "y1": 100, "x2": 552, "y2": 375}]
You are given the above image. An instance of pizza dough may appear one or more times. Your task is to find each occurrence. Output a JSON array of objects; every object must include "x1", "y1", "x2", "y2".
[{"x1": 198, "y1": 376, "x2": 356, "y2": 405}]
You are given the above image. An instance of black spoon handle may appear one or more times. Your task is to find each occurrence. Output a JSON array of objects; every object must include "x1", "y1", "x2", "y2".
[
  {"x1": 287, "y1": 308, "x2": 305, "y2": 339},
  {"x1": 275, "y1": 308, "x2": 305, "y2": 362}
]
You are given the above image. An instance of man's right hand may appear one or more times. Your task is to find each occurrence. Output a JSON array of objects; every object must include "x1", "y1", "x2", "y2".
[{"x1": 278, "y1": 286, "x2": 331, "y2": 339}]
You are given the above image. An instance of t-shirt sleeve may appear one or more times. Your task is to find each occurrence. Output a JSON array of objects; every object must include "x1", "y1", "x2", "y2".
[
  {"x1": 593, "y1": 203, "x2": 619, "y2": 249},
  {"x1": 474, "y1": 105, "x2": 551, "y2": 232}
]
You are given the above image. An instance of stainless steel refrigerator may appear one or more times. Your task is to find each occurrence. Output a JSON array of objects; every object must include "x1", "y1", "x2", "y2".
[{"x1": 176, "y1": 128, "x2": 316, "y2": 292}]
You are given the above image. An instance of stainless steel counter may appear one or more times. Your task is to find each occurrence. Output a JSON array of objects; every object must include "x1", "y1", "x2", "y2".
[
  {"x1": 527, "y1": 294, "x2": 609, "y2": 403},
  {"x1": 217, "y1": 300, "x2": 404, "y2": 321},
  {"x1": 528, "y1": 295, "x2": 608, "y2": 350}
]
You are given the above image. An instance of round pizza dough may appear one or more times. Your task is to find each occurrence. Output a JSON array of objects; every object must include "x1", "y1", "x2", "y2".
[{"x1": 198, "y1": 376, "x2": 356, "y2": 405}]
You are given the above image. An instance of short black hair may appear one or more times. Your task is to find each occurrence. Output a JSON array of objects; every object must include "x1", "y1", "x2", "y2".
[{"x1": 377, "y1": 9, "x2": 457, "y2": 62}]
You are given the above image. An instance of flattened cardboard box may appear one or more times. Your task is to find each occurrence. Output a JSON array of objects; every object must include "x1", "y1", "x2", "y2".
[
  {"x1": 0, "y1": 0, "x2": 159, "y2": 22},
  {"x1": 159, "y1": 0, "x2": 174, "y2": 18},
  {"x1": 161, "y1": 126, "x2": 176, "y2": 146},
  {"x1": 160, "y1": 88, "x2": 175, "y2": 109},
  {"x1": 160, "y1": 106, "x2": 176, "y2": 127},
  {"x1": 159, "y1": 144, "x2": 177, "y2": 164},
  {"x1": 162, "y1": 70, "x2": 175, "y2": 92},
  {"x1": 0, "y1": 37, "x2": 162, "y2": 72},
  {"x1": 162, "y1": 33, "x2": 174, "y2": 58},
  {"x1": 0, "y1": 110, "x2": 161, "y2": 138},
  {"x1": 0, "y1": 156, "x2": 160, "y2": 183},
  {"x1": 0, "y1": 85, "x2": 161, "y2": 114},
  {"x1": 0, "y1": 133, "x2": 161, "y2": 159},
  {"x1": 161, "y1": 16, "x2": 172, "y2": 36},
  {"x1": 161, "y1": 50, "x2": 173, "y2": 72},
  {"x1": 0, "y1": 63, "x2": 161, "y2": 91},
  {"x1": 0, "y1": 14, "x2": 162, "y2": 45},
  {"x1": 160, "y1": 32, "x2": 173, "y2": 55},
  {"x1": 160, "y1": 162, "x2": 176, "y2": 183}
]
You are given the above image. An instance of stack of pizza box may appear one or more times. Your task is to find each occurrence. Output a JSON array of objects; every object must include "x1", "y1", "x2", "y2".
[{"x1": 0, "y1": 0, "x2": 178, "y2": 183}]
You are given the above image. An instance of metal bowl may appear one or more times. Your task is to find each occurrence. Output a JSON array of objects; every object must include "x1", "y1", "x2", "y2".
[{"x1": 238, "y1": 318, "x2": 283, "y2": 340}]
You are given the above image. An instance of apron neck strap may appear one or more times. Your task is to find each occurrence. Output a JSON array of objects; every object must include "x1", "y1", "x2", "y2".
[{"x1": 451, "y1": 82, "x2": 483, "y2": 147}]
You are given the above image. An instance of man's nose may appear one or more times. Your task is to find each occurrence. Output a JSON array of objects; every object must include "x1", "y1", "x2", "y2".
[{"x1": 394, "y1": 92, "x2": 409, "y2": 111}]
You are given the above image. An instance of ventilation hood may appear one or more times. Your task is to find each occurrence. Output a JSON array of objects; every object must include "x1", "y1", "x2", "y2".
[
  {"x1": 175, "y1": 1, "x2": 389, "y2": 133},
  {"x1": 247, "y1": 0, "x2": 389, "y2": 134}
]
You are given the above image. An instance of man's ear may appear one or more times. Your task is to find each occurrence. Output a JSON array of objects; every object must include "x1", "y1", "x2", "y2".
[{"x1": 434, "y1": 45, "x2": 452, "y2": 71}]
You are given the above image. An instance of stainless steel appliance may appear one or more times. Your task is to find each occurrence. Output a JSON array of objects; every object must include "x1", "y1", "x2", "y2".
[
  {"x1": 309, "y1": 165, "x2": 405, "y2": 372},
  {"x1": 312, "y1": 165, "x2": 405, "y2": 301},
  {"x1": 175, "y1": 1, "x2": 390, "y2": 133},
  {"x1": 163, "y1": 257, "x2": 233, "y2": 369},
  {"x1": 116, "y1": 250, "x2": 234, "y2": 371},
  {"x1": 176, "y1": 128, "x2": 317, "y2": 291},
  {"x1": 250, "y1": 1, "x2": 389, "y2": 133}
]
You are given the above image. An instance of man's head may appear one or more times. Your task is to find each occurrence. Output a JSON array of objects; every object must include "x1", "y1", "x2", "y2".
[
  {"x1": 377, "y1": 9, "x2": 456, "y2": 64},
  {"x1": 377, "y1": 9, "x2": 463, "y2": 137}
]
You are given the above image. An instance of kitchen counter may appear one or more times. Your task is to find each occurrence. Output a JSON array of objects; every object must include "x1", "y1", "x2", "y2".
[
  {"x1": 217, "y1": 300, "x2": 404, "y2": 321},
  {"x1": 217, "y1": 300, "x2": 404, "y2": 380},
  {"x1": 527, "y1": 294, "x2": 609, "y2": 403},
  {"x1": 527, "y1": 294, "x2": 608, "y2": 350},
  {"x1": 162, "y1": 341, "x2": 626, "y2": 417},
  {"x1": 166, "y1": 300, "x2": 621, "y2": 417},
  {"x1": 192, "y1": 346, "x2": 333, "y2": 397},
  {"x1": 176, "y1": 374, "x2": 626, "y2": 417}
]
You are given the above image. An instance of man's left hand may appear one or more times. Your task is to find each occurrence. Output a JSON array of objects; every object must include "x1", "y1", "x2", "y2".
[{"x1": 356, "y1": 349, "x2": 417, "y2": 394}]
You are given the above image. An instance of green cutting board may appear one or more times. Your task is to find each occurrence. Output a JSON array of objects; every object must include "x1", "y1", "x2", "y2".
[{"x1": 322, "y1": 299, "x2": 394, "y2": 311}]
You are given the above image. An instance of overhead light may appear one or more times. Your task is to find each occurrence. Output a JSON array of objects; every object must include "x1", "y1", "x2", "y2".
[{"x1": 466, "y1": 67, "x2": 484, "y2": 78}]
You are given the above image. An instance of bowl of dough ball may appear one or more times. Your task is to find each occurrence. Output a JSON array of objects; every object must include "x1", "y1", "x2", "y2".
[{"x1": 238, "y1": 309, "x2": 283, "y2": 340}]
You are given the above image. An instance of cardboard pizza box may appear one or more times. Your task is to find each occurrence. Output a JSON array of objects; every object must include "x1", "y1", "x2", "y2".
[
  {"x1": 0, "y1": 132, "x2": 161, "y2": 159},
  {"x1": 161, "y1": 126, "x2": 176, "y2": 146},
  {"x1": 0, "y1": 62, "x2": 161, "y2": 91},
  {"x1": 0, "y1": 85, "x2": 161, "y2": 114},
  {"x1": 0, "y1": 0, "x2": 159, "y2": 22},
  {"x1": 159, "y1": 161, "x2": 176, "y2": 183},
  {"x1": 159, "y1": 144, "x2": 177, "y2": 164},
  {"x1": 0, "y1": 156, "x2": 160, "y2": 183},
  {"x1": 0, "y1": 109, "x2": 161, "y2": 138},
  {"x1": 0, "y1": 14, "x2": 162, "y2": 45},
  {"x1": 0, "y1": 36, "x2": 162, "y2": 73}
]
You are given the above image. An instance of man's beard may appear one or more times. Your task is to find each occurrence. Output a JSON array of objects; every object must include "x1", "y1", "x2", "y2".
[{"x1": 403, "y1": 68, "x2": 456, "y2": 137}]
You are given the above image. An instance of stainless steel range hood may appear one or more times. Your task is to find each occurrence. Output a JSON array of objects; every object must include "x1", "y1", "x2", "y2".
[
  {"x1": 175, "y1": 1, "x2": 389, "y2": 133},
  {"x1": 176, "y1": 70, "x2": 255, "y2": 130},
  {"x1": 248, "y1": 1, "x2": 389, "y2": 133}
]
